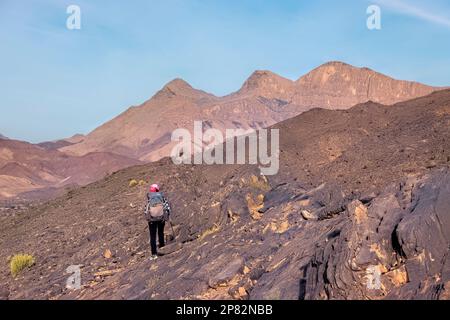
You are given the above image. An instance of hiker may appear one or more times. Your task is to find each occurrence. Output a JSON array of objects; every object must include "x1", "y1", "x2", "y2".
[{"x1": 144, "y1": 183, "x2": 171, "y2": 260}]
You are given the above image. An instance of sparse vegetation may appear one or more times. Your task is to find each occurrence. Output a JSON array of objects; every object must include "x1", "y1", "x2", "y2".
[
  {"x1": 129, "y1": 179, "x2": 138, "y2": 187},
  {"x1": 129, "y1": 179, "x2": 146, "y2": 187},
  {"x1": 10, "y1": 254, "x2": 35, "y2": 277}
]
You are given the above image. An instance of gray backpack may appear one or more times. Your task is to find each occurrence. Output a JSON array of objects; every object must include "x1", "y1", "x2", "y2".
[{"x1": 145, "y1": 192, "x2": 166, "y2": 222}]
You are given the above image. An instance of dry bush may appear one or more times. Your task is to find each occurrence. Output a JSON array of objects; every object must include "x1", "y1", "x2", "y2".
[{"x1": 10, "y1": 254, "x2": 35, "y2": 277}]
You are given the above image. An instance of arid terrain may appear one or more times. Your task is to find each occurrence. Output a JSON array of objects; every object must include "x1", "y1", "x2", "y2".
[
  {"x1": 0, "y1": 138, "x2": 141, "y2": 200},
  {"x1": 0, "y1": 62, "x2": 443, "y2": 202},
  {"x1": 1, "y1": 89, "x2": 449, "y2": 300}
]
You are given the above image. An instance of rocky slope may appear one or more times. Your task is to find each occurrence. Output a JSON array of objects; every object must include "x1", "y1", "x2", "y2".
[
  {"x1": 1, "y1": 89, "x2": 449, "y2": 300},
  {"x1": 0, "y1": 139, "x2": 141, "y2": 200},
  {"x1": 60, "y1": 62, "x2": 441, "y2": 162}
]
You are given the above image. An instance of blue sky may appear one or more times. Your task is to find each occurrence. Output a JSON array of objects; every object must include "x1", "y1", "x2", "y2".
[{"x1": 1, "y1": 0, "x2": 450, "y2": 143}]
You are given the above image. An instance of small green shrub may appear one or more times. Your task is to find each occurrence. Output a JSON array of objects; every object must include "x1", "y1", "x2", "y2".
[{"x1": 10, "y1": 254, "x2": 35, "y2": 277}]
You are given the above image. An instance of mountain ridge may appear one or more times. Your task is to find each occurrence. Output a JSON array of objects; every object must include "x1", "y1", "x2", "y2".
[{"x1": 59, "y1": 61, "x2": 444, "y2": 162}]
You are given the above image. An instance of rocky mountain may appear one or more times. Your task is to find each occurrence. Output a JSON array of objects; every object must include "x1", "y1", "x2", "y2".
[
  {"x1": 60, "y1": 62, "x2": 441, "y2": 162},
  {"x1": 0, "y1": 138, "x2": 140, "y2": 200},
  {"x1": 292, "y1": 61, "x2": 438, "y2": 108},
  {"x1": 1, "y1": 89, "x2": 449, "y2": 300},
  {"x1": 0, "y1": 134, "x2": 8, "y2": 140}
]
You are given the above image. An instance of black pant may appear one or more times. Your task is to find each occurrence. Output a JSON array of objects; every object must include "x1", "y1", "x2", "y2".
[{"x1": 148, "y1": 221, "x2": 165, "y2": 255}]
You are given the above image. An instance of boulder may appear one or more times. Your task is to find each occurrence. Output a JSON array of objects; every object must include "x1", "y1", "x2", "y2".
[{"x1": 208, "y1": 257, "x2": 245, "y2": 288}]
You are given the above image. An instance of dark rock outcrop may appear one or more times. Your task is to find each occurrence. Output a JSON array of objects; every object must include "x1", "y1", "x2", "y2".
[{"x1": 251, "y1": 170, "x2": 450, "y2": 300}]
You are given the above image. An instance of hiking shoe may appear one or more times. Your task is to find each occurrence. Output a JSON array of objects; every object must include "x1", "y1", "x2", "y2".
[{"x1": 149, "y1": 255, "x2": 158, "y2": 261}]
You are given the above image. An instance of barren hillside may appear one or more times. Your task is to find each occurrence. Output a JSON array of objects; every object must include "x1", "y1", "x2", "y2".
[
  {"x1": 1, "y1": 90, "x2": 449, "y2": 300},
  {"x1": 0, "y1": 139, "x2": 141, "y2": 200}
]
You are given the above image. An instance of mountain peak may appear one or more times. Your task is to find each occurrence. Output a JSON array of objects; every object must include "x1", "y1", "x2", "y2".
[
  {"x1": 305, "y1": 61, "x2": 382, "y2": 81},
  {"x1": 238, "y1": 70, "x2": 294, "y2": 98},
  {"x1": 297, "y1": 61, "x2": 387, "y2": 85},
  {"x1": 155, "y1": 78, "x2": 213, "y2": 99},
  {"x1": 243, "y1": 70, "x2": 288, "y2": 87},
  {"x1": 295, "y1": 61, "x2": 436, "y2": 107},
  {"x1": 164, "y1": 78, "x2": 193, "y2": 91},
  {"x1": 319, "y1": 61, "x2": 353, "y2": 68},
  {"x1": 305, "y1": 61, "x2": 358, "y2": 77}
]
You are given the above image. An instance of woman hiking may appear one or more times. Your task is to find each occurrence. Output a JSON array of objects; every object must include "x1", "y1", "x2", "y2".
[{"x1": 144, "y1": 184, "x2": 171, "y2": 260}]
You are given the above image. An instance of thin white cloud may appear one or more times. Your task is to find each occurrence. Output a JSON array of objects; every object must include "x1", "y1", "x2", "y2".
[{"x1": 374, "y1": 0, "x2": 450, "y2": 28}]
